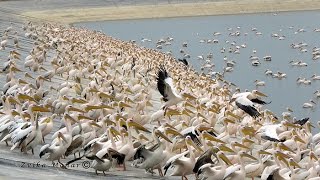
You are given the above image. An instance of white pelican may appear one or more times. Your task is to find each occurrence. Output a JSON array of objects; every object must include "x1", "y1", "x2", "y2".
[
  {"x1": 297, "y1": 77, "x2": 305, "y2": 84},
  {"x1": 288, "y1": 158, "x2": 310, "y2": 179},
  {"x1": 252, "y1": 60, "x2": 261, "y2": 66},
  {"x1": 265, "y1": 69, "x2": 273, "y2": 76},
  {"x1": 245, "y1": 150, "x2": 272, "y2": 179},
  {"x1": 163, "y1": 136, "x2": 199, "y2": 179},
  {"x1": 156, "y1": 66, "x2": 195, "y2": 110},
  {"x1": 39, "y1": 114, "x2": 76, "y2": 168},
  {"x1": 272, "y1": 71, "x2": 287, "y2": 79},
  {"x1": 223, "y1": 151, "x2": 257, "y2": 180},
  {"x1": 65, "y1": 120, "x2": 86, "y2": 158},
  {"x1": 197, "y1": 151, "x2": 233, "y2": 180},
  {"x1": 290, "y1": 60, "x2": 301, "y2": 66},
  {"x1": 254, "y1": 80, "x2": 265, "y2": 87},
  {"x1": 193, "y1": 147, "x2": 219, "y2": 174},
  {"x1": 213, "y1": 32, "x2": 221, "y2": 36},
  {"x1": 314, "y1": 90, "x2": 320, "y2": 98},
  {"x1": 39, "y1": 114, "x2": 56, "y2": 143},
  {"x1": 87, "y1": 154, "x2": 113, "y2": 175},
  {"x1": 311, "y1": 121, "x2": 320, "y2": 144},
  {"x1": 298, "y1": 61, "x2": 308, "y2": 66},
  {"x1": 311, "y1": 74, "x2": 320, "y2": 80},
  {"x1": 250, "y1": 56, "x2": 259, "y2": 61},
  {"x1": 303, "y1": 79, "x2": 312, "y2": 85},
  {"x1": 113, "y1": 119, "x2": 140, "y2": 170},
  {"x1": 133, "y1": 128, "x2": 172, "y2": 176},
  {"x1": 10, "y1": 105, "x2": 50, "y2": 154},
  {"x1": 256, "y1": 120, "x2": 295, "y2": 142},
  {"x1": 313, "y1": 55, "x2": 320, "y2": 60},
  {"x1": 230, "y1": 90, "x2": 269, "y2": 118},
  {"x1": 180, "y1": 125, "x2": 202, "y2": 147},
  {"x1": 141, "y1": 38, "x2": 151, "y2": 42},
  {"x1": 302, "y1": 100, "x2": 316, "y2": 109},
  {"x1": 306, "y1": 151, "x2": 320, "y2": 179},
  {"x1": 224, "y1": 67, "x2": 234, "y2": 73}
]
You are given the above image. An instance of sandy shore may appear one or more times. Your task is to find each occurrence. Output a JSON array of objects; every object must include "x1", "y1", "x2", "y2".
[{"x1": 20, "y1": 0, "x2": 320, "y2": 24}]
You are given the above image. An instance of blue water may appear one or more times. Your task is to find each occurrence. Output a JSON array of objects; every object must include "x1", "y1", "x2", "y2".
[{"x1": 75, "y1": 11, "x2": 320, "y2": 132}]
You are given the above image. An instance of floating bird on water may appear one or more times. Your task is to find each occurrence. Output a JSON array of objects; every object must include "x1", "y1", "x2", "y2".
[
  {"x1": 265, "y1": 69, "x2": 273, "y2": 76},
  {"x1": 311, "y1": 74, "x2": 320, "y2": 80},
  {"x1": 263, "y1": 55, "x2": 272, "y2": 61},
  {"x1": 254, "y1": 80, "x2": 265, "y2": 87},
  {"x1": 178, "y1": 58, "x2": 189, "y2": 66},
  {"x1": 302, "y1": 100, "x2": 316, "y2": 109},
  {"x1": 272, "y1": 71, "x2": 287, "y2": 79}
]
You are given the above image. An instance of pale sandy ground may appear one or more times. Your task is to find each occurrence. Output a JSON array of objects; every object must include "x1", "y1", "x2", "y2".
[{"x1": 17, "y1": 0, "x2": 320, "y2": 24}]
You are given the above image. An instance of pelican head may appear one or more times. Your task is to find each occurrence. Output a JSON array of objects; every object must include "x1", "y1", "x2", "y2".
[
  {"x1": 240, "y1": 151, "x2": 257, "y2": 161},
  {"x1": 252, "y1": 90, "x2": 268, "y2": 97},
  {"x1": 154, "y1": 128, "x2": 172, "y2": 143},
  {"x1": 186, "y1": 136, "x2": 203, "y2": 152}
]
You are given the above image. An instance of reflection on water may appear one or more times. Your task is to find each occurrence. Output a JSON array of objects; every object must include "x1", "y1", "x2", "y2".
[{"x1": 76, "y1": 11, "x2": 320, "y2": 133}]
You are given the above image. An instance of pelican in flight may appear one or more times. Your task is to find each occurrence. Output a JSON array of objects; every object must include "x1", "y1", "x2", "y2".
[
  {"x1": 230, "y1": 90, "x2": 270, "y2": 118},
  {"x1": 156, "y1": 66, "x2": 195, "y2": 111},
  {"x1": 256, "y1": 123, "x2": 285, "y2": 142}
]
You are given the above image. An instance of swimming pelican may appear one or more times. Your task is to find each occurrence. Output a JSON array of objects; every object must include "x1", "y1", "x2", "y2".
[
  {"x1": 254, "y1": 80, "x2": 265, "y2": 87},
  {"x1": 311, "y1": 74, "x2": 320, "y2": 80},
  {"x1": 272, "y1": 71, "x2": 287, "y2": 79},
  {"x1": 223, "y1": 67, "x2": 234, "y2": 74},
  {"x1": 302, "y1": 100, "x2": 316, "y2": 109},
  {"x1": 265, "y1": 69, "x2": 273, "y2": 76},
  {"x1": 252, "y1": 60, "x2": 261, "y2": 66}
]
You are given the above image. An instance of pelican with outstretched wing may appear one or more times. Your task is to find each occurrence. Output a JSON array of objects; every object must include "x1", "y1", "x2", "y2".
[
  {"x1": 156, "y1": 66, "x2": 195, "y2": 111},
  {"x1": 230, "y1": 90, "x2": 270, "y2": 118}
]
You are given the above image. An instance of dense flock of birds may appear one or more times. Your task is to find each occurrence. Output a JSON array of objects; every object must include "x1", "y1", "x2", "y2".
[{"x1": 1, "y1": 21, "x2": 320, "y2": 180}]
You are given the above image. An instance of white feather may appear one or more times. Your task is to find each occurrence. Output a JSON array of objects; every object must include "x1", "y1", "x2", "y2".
[
  {"x1": 236, "y1": 96, "x2": 255, "y2": 107},
  {"x1": 223, "y1": 164, "x2": 241, "y2": 179},
  {"x1": 258, "y1": 124, "x2": 281, "y2": 140},
  {"x1": 164, "y1": 77, "x2": 181, "y2": 99}
]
